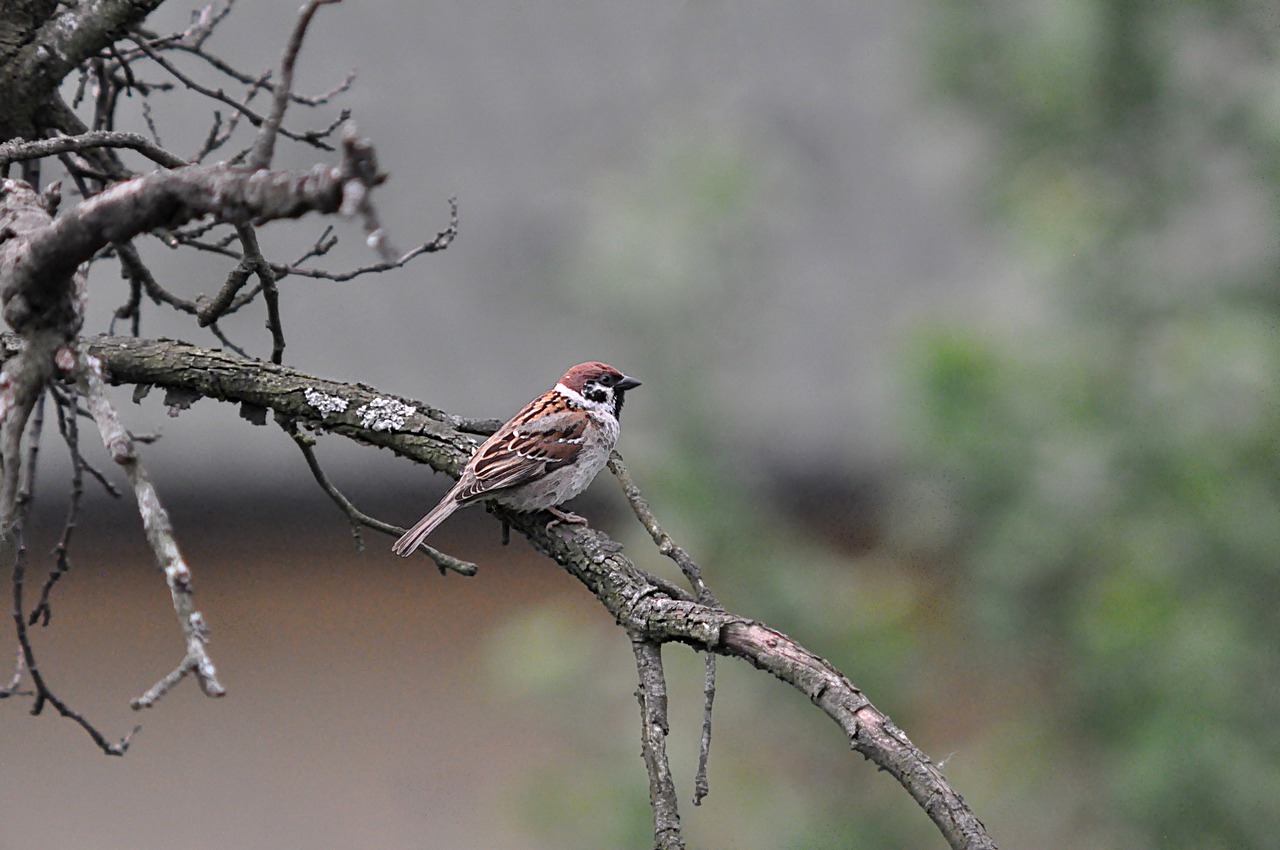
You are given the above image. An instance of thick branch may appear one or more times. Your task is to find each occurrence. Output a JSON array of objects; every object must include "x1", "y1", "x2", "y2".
[
  {"x1": 0, "y1": 129, "x2": 386, "y2": 333},
  {"x1": 0, "y1": 333, "x2": 997, "y2": 850},
  {"x1": 0, "y1": 178, "x2": 82, "y2": 337},
  {"x1": 1, "y1": 0, "x2": 166, "y2": 136},
  {"x1": 12, "y1": 162, "x2": 348, "y2": 305}
]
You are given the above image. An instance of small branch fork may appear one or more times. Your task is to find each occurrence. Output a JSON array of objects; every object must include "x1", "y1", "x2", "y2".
[
  {"x1": 248, "y1": 0, "x2": 342, "y2": 172},
  {"x1": 78, "y1": 350, "x2": 225, "y2": 708},
  {"x1": 611, "y1": 450, "x2": 719, "y2": 815},
  {"x1": 284, "y1": 422, "x2": 477, "y2": 576},
  {"x1": 0, "y1": 342, "x2": 137, "y2": 754}
]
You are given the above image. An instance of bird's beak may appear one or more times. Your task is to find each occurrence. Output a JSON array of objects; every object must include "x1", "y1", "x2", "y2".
[{"x1": 616, "y1": 375, "x2": 642, "y2": 391}]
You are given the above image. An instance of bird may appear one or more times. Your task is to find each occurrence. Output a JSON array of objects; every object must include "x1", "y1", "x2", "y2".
[{"x1": 392, "y1": 362, "x2": 641, "y2": 556}]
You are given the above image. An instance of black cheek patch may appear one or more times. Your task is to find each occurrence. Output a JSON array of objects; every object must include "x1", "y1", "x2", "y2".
[{"x1": 585, "y1": 387, "x2": 609, "y2": 404}]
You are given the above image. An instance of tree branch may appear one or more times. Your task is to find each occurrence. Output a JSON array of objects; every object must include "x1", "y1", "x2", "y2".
[
  {"x1": 0, "y1": 332, "x2": 997, "y2": 850},
  {"x1": 0, "y1": 129, "x2": 388, "y2": 333},
  {"x1": 6, "y1": 0, "x2": 166, "y2": 127},
  {"x1": 0, "y1": 130, "x2": 188, "y2": 171},
  {"x1": 632, "y1": 636, "x2": 685, "y2": 850},
  {"x1": 248, "y1": 0, "x2": 341, "y2": 171},
  {"x1": 609, "y1": 451, "x2": 716, "y2": 605},
  {"x1": 0, "y1": 339, "x2": 137, "y2": 753},
  {"x1": 694, "y1": 652, "x2": 715, "y2": 806},
  {"x1": 77, "y1": 349, "x2": 225, "y2": 707},
  {"x1": 285, "y1": 422, "x2": 477, "y2": 576},
  {"x1": 127, "y1": 33, "x2": 342, "y2": 153}
]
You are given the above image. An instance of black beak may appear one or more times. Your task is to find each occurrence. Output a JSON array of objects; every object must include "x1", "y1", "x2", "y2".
[{"x1": 616, "y1": 375, "x2": 642, "y2": 391}]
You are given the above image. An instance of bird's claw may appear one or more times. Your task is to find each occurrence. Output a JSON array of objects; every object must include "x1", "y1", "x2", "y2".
[{"x1": 544, "y1": 507, "x2": 589, "y2": 533}]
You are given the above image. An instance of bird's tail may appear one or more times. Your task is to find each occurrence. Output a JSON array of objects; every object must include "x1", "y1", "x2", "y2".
[{"x1": 392, "y1": 499, "x2": 460, "y2": 557}]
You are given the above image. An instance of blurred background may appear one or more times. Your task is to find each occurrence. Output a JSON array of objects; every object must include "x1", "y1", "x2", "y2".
[{"x1": 2, "y1": 1, "x2": 1279, "y2": 848}]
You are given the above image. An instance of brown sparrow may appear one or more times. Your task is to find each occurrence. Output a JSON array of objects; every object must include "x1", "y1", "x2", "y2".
[{"x1": 392, "y1": 362, "x2": 641, "y2": 556}]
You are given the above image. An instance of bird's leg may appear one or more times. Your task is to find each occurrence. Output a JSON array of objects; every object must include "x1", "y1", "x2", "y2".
[{"x1": 544, "y1": 505, "x2": 589, "y2": 532}]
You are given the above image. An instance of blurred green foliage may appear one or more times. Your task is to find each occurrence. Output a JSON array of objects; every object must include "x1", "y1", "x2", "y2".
[
  {"x1": 913, "y1": 0, "x2": 1280, "y2": 846},
  {"x1": 487, "y1": 3, "x2": 1280, "y2": 848}
]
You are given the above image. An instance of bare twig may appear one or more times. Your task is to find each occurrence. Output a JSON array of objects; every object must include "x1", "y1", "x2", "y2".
[
  {"x1": 609, "y1": 452, "x2": 721, "y2": 804},
  {"x1": 286, "y1": 425, "x2": 477, "y2": 576},
  {"x1": 110, "y1": 259, "x2": 143, "y2": 336},
  {"x1": 208, "y1": 322, "x2": 250, "y2": 358},
  {"x1": 77, "y1": 351, "x2": 225, "y2": 708},
  {"x1": 608, "y1": 451, "x2": 717, "y2": 606},
  {"x1": 170, "y1": 196, "x2": 458, "y2": 284},
  {"x1": 281, "y1": 196, "x2": 459, "y2": 282},
  {"x1": 1, "y1": 350, "x2": 136, "y2": 753},
  {"x1": 161, "y1": 43, "x2": 355, "y2": 107},
  {"x1": 609, "y1": 450, "x2": 721, "y2": 803},
  {"x1": 238, "y1": 224, "x2": 285, "y2": 363},
  {"x1": 192, "y1": 109, "x2": 228, "y2": 163},
  {"x1": 27, "y1": 387, "x2": 92, "y2": 627},
  {"x1": 131, "y1": 0, "x2": 352, "y2": 108},
  {"x1": 249, "y1": 0, "x2": 342, "y2": 171},
  {"x1": 0, "y1": 645, "x2": 29, "y2": 698},
  {"x1": 129, "y1": 36, "x2": 336, "y2": 151},
  {"x1": 176, "y1": 0, "x2": 235, "y2": 49},
  {"x1": 116, "y1": 240, "x2": 197, "y2": 315},
  {"x1": 0, "y1": 131, "x2": 186, "y2": 170},
  {"x1": 693, "y1": 652, "x2": 716, "y2": 805}
]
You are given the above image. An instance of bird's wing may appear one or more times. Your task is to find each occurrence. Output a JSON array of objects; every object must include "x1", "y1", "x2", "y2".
[{"x1": 455, "y1": 408, "x2": 587, "y2": 502}]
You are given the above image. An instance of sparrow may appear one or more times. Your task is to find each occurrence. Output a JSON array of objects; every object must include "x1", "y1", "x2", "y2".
[{"x1": 392, "y1": 362, "x2": 641, "y2": 556}]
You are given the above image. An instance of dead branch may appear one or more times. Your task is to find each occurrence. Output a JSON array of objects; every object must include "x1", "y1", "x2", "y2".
[
  {"x1": 285, "y1": 422, "x2": 477, "y2": 576},
  {"x1": 632, "y1": 636, "x2": 685, "y2": 850},
  {"x1": 248, "y1": 0, "x2": 342, "y2": 171},
  {"x1": 1, "y1": 130, "x2": 389, "y2": 334},
  {"x1": 128, "y1": 35, "x2": 340, "y2": 152},
  {"x1": 78, "y1": 349, "x2": 225, "y2": 708},
  {"x1": 0, "y1": 333, "x2": 997, "y2": 850},
  {"x1": 0, "y1": 1, "x2": 996, "y2": 843},
  {"x1": 0, "y1": 344, "x2": 137, "y2": 753},
  {"x1": 0, "y1": 131, "x2": 187, "y2": 171},
  {"x1": 3, "y1": 0, "x2": 167, "y2": 136},
  {"x1": 694, "y1": 652, "x2": 716, "y2": 806}
]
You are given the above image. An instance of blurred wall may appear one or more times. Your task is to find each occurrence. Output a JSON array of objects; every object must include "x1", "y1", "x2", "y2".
[{"x1": 86, "y1": 0, "x2": 1005, "y2": 493}]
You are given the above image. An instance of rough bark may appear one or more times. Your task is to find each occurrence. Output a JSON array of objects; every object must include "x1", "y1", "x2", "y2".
[
  {"x1": 0, "y1": 332, "x2": 996, "y2": 850},
  {"x1": 0, "y1": 0, "x2": 166, "y2": 139}
]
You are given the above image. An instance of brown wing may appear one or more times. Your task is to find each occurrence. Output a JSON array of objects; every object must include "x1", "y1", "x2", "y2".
[{"x1": 454, "y1": 395, "x2": 586, "y2": 503}]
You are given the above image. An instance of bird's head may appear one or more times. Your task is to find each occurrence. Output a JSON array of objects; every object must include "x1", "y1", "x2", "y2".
[{"x1": 557, "y1": 362, "x2": 642, "y2": 418}]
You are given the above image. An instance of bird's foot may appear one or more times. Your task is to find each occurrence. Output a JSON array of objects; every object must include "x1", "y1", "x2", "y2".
[{"x1": 544, "y1": 506, "x2": 589, "y2": 533}]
